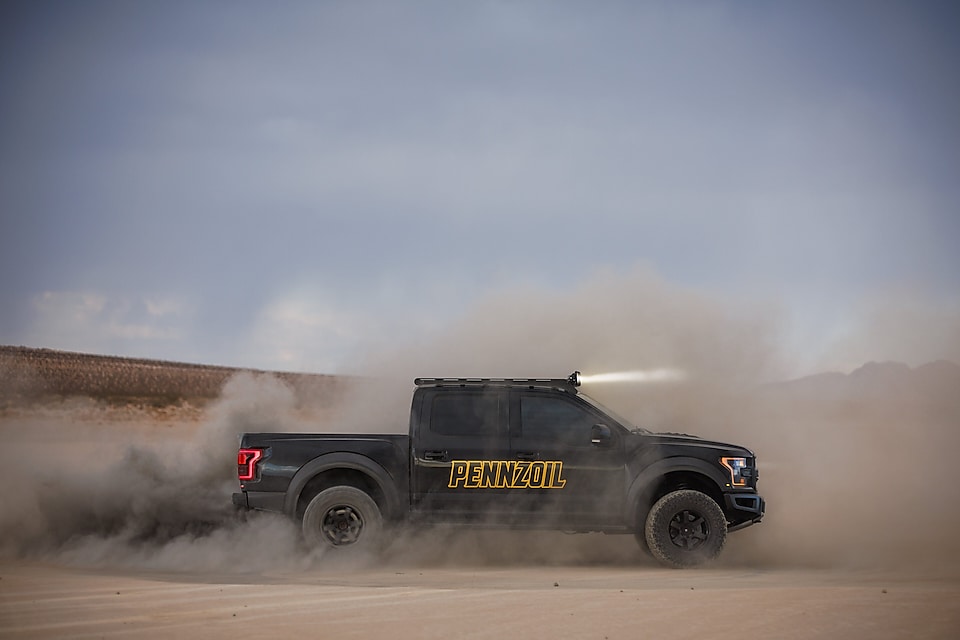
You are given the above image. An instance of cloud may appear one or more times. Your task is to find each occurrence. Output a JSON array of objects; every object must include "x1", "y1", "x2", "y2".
[
  {"x1": 25, "y1": 291, "x2": 191, "y2": 357},
  {"x1": 144, "y1": 295, "x2": 188, "y2": 317},
  {"x1": 237, "y1": 289, "x2": 381, "y2": 373}
]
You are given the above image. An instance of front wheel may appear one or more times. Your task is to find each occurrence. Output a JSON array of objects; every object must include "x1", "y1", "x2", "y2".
[
  {"x1": 644, "y1": 489, "x2": 727, "y2": 568},
  {"x1": 301, "y1": 486, "x2": 383, "y2": 553}
]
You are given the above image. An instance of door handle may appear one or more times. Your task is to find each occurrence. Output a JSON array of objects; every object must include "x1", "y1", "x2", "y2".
[
  {"x1": 516, "y1": 451, "x2": 540, "y2": 461},
  {"x1": 423, "y1": 450, "x2": 448, "y2": 461}
]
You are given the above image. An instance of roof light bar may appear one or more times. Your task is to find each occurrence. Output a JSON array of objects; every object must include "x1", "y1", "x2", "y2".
[{"x1": 414, "y1": 371, "x2": 583, "y2": 389}]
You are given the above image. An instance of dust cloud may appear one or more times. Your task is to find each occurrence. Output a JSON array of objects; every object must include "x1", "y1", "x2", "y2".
[
  {"x1": 0, "y1": 373, "x2": 316, "y2": 573},
  {"x1": 2, "y1": 268, "x2": 959, "y2": 572},
  {"x1": 724, "y1": 360, "x2": 960, "y2": 570},
  {"x1": 818, "y1": 294, "x2": 960, "y2": 373},
  {"x1": 344, "y1": 268, "x2": 784, "y2": 436},
  {"x1": 349, "y1": 269, "x2": 960, "y2": 570}
]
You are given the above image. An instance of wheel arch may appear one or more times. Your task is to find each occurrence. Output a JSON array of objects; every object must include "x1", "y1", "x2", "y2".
[
  {"x1": 626, "y1": 457, "x2": 727, "y2": 528},
  {"x1": 284, "y1": 452, "x2": 401, "y2": 522}
]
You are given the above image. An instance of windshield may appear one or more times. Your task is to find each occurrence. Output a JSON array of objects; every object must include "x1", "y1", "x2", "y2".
[{"x1": 576, "y1": 392, "x2": 650, "y2": 434}]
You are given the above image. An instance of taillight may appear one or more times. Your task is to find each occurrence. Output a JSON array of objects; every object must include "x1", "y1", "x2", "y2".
[{"x1": 238, "y1": 448, "x2": 264, "y2": 481}]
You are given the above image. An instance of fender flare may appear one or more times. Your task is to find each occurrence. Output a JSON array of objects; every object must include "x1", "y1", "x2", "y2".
[
  {"x1": 625, "y1": 457, "x2": 728, "y2": 526},
  {"x1": 283, "y1": 452, "x2": 401, "y2": 520}
]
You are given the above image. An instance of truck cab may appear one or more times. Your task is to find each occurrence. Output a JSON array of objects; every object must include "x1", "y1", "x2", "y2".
[{"x1": 410, "y1": 378, "x2": 629, "y2": 527}]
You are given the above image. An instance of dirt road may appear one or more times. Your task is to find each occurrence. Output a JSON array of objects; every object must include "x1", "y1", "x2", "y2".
[{"x1": 2, "y1": 561, "x2": 958, "y2": 639}]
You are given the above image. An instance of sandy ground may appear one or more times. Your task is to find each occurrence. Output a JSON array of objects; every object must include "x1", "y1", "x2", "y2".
[{"x1": 2, "y1": 561, "x2": 959, "y2": 639}]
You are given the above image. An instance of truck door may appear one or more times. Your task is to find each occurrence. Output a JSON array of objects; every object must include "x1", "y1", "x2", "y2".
[
  {"x1": 411, "y1": 387, "x2": 509, "y2": 517},
  {"x1": 508, "y1": 389, "x2": 626, "y2": 527}
]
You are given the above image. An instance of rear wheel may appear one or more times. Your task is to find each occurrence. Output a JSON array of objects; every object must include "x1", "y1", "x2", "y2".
[
  {"x1": 644, "y1": 489, "x2": 726, "y2": 568},
  {"x1": 301, "y1": 486, "x2": 383, "y2": 553}
]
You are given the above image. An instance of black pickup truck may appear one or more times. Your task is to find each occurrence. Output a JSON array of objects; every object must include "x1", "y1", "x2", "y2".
[{"x1": 233, "y1": 372, "x2": 764, "y2": 567}]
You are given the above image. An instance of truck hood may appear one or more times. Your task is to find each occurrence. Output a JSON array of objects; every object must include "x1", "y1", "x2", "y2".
[{"x1": 637, "y1": 431, "x2": 755, "y2": 457}]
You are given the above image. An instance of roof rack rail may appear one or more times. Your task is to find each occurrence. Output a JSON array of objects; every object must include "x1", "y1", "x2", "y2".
[{"x1": 414, "y1": 371, "x2": 582, "y2": 388}]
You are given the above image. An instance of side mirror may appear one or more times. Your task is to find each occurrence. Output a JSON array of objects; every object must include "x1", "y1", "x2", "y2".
[{"x1": 591, "y1": 424, "x2": 612, "y2": 446}]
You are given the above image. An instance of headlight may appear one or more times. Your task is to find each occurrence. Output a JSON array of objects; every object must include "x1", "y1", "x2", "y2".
[
  {"x1": 568, "y1": 370, "x2": 582, "y2": 387},
  {"x1": 721, "y1": 457, "x2": 749, "y2": 487}
]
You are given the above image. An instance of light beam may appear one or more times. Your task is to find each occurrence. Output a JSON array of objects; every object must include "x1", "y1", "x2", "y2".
[{"x1": 579, "y1": 369, "x2": 687, "y2": 384}]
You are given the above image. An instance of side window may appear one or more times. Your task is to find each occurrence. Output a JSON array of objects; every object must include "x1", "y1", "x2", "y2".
[
  {"x1": 430, "y1": 392, "x2": 499, "y2": 437},
  {"x1": 520, "y1": 394, "x2": 599, "y2": 446}
]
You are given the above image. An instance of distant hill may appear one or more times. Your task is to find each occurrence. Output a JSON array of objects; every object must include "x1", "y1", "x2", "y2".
[
  {"x1": 760, "y1": 359, "x2": 960, "y2": 416},
  {"x1": 0, "y1": 346, "x2": 343, "y2": 407},
  {"x1": 772, "y1": 359, "x2": 960, "y2": 391}
]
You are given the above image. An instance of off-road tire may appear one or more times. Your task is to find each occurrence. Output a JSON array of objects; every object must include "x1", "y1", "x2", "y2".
[
  {"x1": 301, "y1": 486, "x2": 383, "y2": 553},
  {"x1": 644, "y1": 489, "x2": 727, "y2": 568}
]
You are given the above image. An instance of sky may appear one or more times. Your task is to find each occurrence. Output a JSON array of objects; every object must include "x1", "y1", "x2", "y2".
[{"x1": 1, "y1": 1, "x2": 958, "y2": 377}]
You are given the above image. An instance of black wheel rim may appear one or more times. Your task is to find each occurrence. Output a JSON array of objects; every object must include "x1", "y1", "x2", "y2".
[
  {"x1": 668, "y1": 509, "x2": 709, "y2": 550},
  {"x1": 321, "y1": 505, "x2": 364, "y2": 546}
]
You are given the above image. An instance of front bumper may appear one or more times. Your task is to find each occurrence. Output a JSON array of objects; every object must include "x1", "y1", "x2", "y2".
[{"x1": 724, "y1": 492, "x2": 765, "y2": 531}]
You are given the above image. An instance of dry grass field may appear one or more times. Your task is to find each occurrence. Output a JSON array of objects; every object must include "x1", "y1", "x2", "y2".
[
  {"x1": 1, "y1": 347, "x2": 959, "y2": 638},
  {"x1": 0, "y1": 345, "x2": 343, "y2": 408}
]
